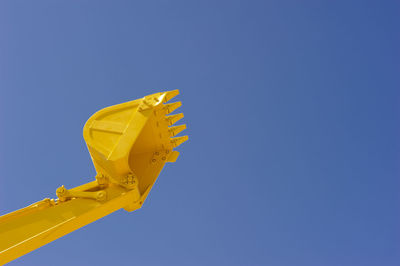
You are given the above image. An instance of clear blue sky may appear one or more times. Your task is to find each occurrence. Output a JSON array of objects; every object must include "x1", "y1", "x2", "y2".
[{"x1": 0, "y1": 1, "x2": 399, "y2": 265}]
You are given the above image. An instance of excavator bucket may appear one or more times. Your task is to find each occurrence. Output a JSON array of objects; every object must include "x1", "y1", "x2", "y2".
[{"x1": 83, "y1": 89, "x2": 188, "y2": 210}]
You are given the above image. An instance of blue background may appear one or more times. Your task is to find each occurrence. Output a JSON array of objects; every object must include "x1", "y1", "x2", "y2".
[{"x1": 0, "y1": 1, "x2": 399, "y2": 265}]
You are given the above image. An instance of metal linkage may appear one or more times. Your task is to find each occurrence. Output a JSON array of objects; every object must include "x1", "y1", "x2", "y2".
[{"x1": 56, "y1": 185, "x2": 107, "y2": 202}]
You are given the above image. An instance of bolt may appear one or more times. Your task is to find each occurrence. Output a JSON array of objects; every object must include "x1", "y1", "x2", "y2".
[
  {"x1": 58, "y1": 186, "x2": 65, "y2": 194},
  {"x1": 97, "y1": 191, "x2": 106, "y2": 201}
]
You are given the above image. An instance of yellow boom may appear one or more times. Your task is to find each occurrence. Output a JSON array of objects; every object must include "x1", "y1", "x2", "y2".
[{"x1": 0, "y1": 90, "x2": 188, "y2": 265}]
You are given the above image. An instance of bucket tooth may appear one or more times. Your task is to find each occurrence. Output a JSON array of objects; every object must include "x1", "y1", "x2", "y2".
[
  {"x1": 167, "y1": 150, "x2": 180, "y2": 162},
  {"x1": 163, "y1": 102, "x2": 182, "y2": 114},
  {"x1": 166, "y1": 113, "x2": 184, "y2": 126},
  {"x1": 169, "y1": 124, "x2": 186, "y2": 137},
  {"x1": 163, "y1": 89, "x2": 180, "y2": 103},
  {"x1": 170, "y1": 135, "x2": 188, "y2": 148}
]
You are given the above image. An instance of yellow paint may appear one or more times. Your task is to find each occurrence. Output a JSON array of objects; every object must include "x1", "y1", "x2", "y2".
[{"x1": 0, "y1": 90, "x2": 188, "y2": 265}]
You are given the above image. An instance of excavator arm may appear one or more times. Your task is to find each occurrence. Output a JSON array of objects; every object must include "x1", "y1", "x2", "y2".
[{"x1": 0, "y1": 90, "x2": 188, "y2": 265}]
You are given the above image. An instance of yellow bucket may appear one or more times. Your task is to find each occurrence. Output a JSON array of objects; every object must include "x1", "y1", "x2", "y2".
[{"x1": 83, "y1": 90, "x2": 188, "y2": 207}]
